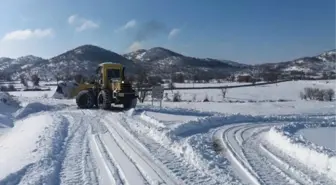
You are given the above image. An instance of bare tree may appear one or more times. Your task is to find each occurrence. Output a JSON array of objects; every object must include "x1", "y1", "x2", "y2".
[
  {"x1": 136, "y1": 67, "x2": 149, "y2": 86},
  {"x1": 168, "y1": 81, "x2": 175, "y2": 92},
  {"x1": 192, "y1": 93, "x2": 197, "y2": 102},
  {"x1": 148, "y1": 76, "x2": 163, "y2": 86},
  {"x1": 20, "y1": 74, "x2": 28, "y2": 87},
  {"x1": 66, "y1": 60, "x2": 71, "y2": 81},
  {"x1": 7, "y1": 84, "x2": 16, "y2": 91},
  {"x1": 31, "y1": 74, "x2": 40, "y2": 86},
  {"x1": 203, "y1": 94, "x2": 209, "y2": 102},
  {"x1": 125, "y1": 75, "x2": 136, "y2": 84},
  {"x1": 300, "y1": 91, "x2": 307, "y2": 100},
  {"x1": 192, "y1": 74, "x2": 200, "y2": 83},
  {"x1": 300, "y1": 87, "x2": 335, "y2": 101},
  {"x1": 324, "y1": 88, "x2": 335, "y2": 101},
  {"x1": 135, "y1": 67, "x2": 150, "y2": 103},
  {"x1": 172, "y1": 73, "x2": 185, "y2": 83},
  {"x1": 221, "y1": 87, "x2": 227, "y2": 100},
  {"x1": 139, "y1": 91, "x2": 148, "y2": 103},
  {"x1": 173, "y1": 91, "x2": 181, "y2": 102},
  {"x1": 0, "y1": 72, "x2": 11, "y2": 81},
  {"x1": 53, "y1": 72, "x2": 61, "y2": 84}
]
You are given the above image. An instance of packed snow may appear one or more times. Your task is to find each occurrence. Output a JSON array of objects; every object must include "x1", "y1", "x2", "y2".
[
  {"x1": 0, "y1": 80, "x2": 335, "y2": 185},
  {"x1": 296, "y1": 127, "x2": 336, "y2": 150}
]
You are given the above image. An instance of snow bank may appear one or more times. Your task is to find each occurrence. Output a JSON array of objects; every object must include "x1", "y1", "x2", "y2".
[
  {"x1": 139, "y1": 110, "x2": 202, "y2": 128},
  {"x1": 168, "y1": 132, "x2": 240, "y2": 184},
  {"x1": 266, "y1": 121, "x2": 336, "y2": 181},
  {"x1": 133, "y1": 105, "x2": 335, "y2": 141},
  {"x1": 122, "y1": 115, "x2": 240, "y2": 184},
  {"x1": 0, "y1": 92, "x2": 20, "y2": 127},
  {"x1": 14, "y1": 102, "x2": 53, "y2": 120},
  {"x1": 0, "y1": 92, "x2": 20, "y2": 107},
  {"x1": 169, "y1": 113, "x2": 335, "y2": 137},
  {"x1": 0, "y1": 113, "x2": 69, "y2": 183},
  {"x1": 140, "y1": 111, "x2": 166, "y2": 128},
  {"x1": 135, "y1": 104, "x2": 213, "y2": 117}
]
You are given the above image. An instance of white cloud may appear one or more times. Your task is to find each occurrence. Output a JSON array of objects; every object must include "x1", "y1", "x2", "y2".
[
  {"x1": 68, "y1": 14, "x2": 99, "y2": 32},
  {"x1": 2, "y1": 28, "x2": 54, "y2": 41},
  {"x1": 168, "y1": 28, "x2": 180, "y2": 39},
  {"x1": 128, "y1": 41, "x2": 143, "y2": 52},
  {"x1": 68, "y1": 15, "x2": 78, "y2": 24},
  {"x1": 76, "y1": 20, "x2": 99, "y2": 32},
  {"x1": 115, "y1": 19, "x2": 137, "y2": 32},
  {"x1": 124, "y1": 19, "x2": 137, "y2": 29}
]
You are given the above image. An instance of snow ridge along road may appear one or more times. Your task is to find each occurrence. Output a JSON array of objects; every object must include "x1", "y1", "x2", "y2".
[{"x1": 214, "y1": 121, "x2": 336, "y2": 185}]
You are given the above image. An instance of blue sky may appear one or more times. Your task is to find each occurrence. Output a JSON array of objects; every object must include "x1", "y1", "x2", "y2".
[{"x1": 0, "y1": 0, "x2": 335, "y2": 64}]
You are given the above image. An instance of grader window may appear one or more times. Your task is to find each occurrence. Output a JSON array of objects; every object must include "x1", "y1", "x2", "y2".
[{"x1": 107, "y1": 69, "x2": 121, "y2": 79}]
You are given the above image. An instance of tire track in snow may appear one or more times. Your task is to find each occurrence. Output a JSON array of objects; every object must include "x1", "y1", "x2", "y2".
[
  {"x1": 121, "y1": 115, "x2": 228, "y2": 185},
  {"x1": 214, "y1": 124, "x2": 262, "y2": 185},
  {"x1": 215, "y1": 124, "x2": 318, "y2": 185},
  {"x1": 258, "y1": 144, "x2": 315, "y2": 185},
  {"x1": 101, "y1": 116, "x2": 181, "y2": 185},
  {"x1": 215, "y1": 122, "x2": 331, "y2": 185},
  {"x1": 98, "y1": 121, "x2": 149, "y2": 185},
  {"x1": 244, "y1": 125, "x2": 333, "y2": 185},
  {"x1": 88, "y1": 110, "x2": 126, "y2": 185},
  {"x1": 237, "y1": 124, "x2": 305, "y2": 185},
  {"x1": 82, "y1": 128, "x2": 100, "y2": 185},
  {"x1": 89, "y1": 133, "x2": 124, "y2": 185},
  {"x1": 57, "y1": 110, "x2": 99, "y2": 185},
  {"x1": 243, "y1": 137, "x2": 301, "y2": 185}
]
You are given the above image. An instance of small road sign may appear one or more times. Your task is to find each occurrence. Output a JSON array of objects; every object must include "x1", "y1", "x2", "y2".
[{"x1": 151, "y1": 85, "x2": 164, "y2": 107}]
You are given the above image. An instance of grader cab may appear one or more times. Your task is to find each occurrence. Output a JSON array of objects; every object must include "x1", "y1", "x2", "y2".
[{"x1": 75, "y1": 62, "x2": 138, "y2": 110}]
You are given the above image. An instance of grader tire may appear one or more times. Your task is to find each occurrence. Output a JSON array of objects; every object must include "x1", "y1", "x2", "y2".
[
  {"x1": 76, "y1": 90, "x2": 95, "y2": 109},
  {"x1": 97, "y1": 89, "x2": 111, "y2": 110}
]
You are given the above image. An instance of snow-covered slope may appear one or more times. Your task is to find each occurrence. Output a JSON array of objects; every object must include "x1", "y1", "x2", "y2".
[
  {"x1": 123, "y1": 49, "x2": 147, "y2": 61},
  {"x1": 0, "y1": 45, "x2": 335, "y2": 81},
  {"x1": 11, "y1": 45, "x2": 138, "y2": 81},
  {"x1": 253, "y1": 49, "x2": 336, "y2": 78},
  {"x1": 124, "y1": 47, "x2": 241, "y2": 68},
  {"x1": 123, "y1": 47, "x2": 245, "y2": 79},
  {"x1": 0, "y1": 55, "x2": 47, "y2": 80},
  {"x1": 1, "y1": 45, "x2": 242, "y2": 81}
]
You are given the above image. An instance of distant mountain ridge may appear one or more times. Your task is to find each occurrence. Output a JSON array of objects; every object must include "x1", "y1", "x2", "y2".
[
  {"x1": 0, "y1": 45, "x2": 247, "y2": 80},
  {"x1": 122, "y1": 47, "x2": 249, "y2": 79},
  {"x1": 0, "y1": 44, "x2": 334, "y2": 81},
  {"x1": 253, "y1": 50, "x2": 336, "y2": 77}
]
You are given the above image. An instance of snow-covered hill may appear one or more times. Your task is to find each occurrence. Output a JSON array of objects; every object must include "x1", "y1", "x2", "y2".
[
  {"x1": 1, "y1": 45, "x2": 246, "y2": 81},
  {"x1": 0, "y1": 45, "x2": 334, "y2": 81},
  {"x1": 254, "y1": 49, "x2": 336, "y2": 77},
  {"x1": 0, "y1": 56, "x2": 47, "y2": 80},
  {"x1": 124, "y1": 47, "x2": 242, "y2": 68},
  {"x1": 123, "y1": 47, "x2": 246, "y2": 79},
  {"x1": 6, "y1": 45, "x2": 138, "y2": 81}
]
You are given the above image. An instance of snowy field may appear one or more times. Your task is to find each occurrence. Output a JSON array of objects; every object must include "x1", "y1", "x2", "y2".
[{"x1": 0, "y1": 80, "x2": 335, "y2": 185}]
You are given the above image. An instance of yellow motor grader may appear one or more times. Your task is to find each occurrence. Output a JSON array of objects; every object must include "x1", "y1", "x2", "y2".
[{"x1": 57, "y1": 62, "x2": 138, "y2": 110}]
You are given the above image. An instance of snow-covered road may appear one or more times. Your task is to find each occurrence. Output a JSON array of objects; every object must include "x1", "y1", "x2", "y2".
[
  {"x1": 90, "y1": 113, "x2": 181, "y2": 185},
  {"x1": 1, "y1": 103, "x2": 335, "y2": 185},
  {"x1": 1, "y1": 80, "x2": 336, "y2": 185}
]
